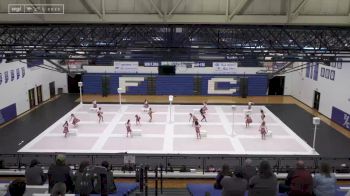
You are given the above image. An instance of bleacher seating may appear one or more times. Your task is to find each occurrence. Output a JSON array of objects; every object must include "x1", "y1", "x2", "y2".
[
  {"x1": 187, "y1": 184, "x2": 350, "y2": 196},
  {"x1": 0, "y1": 182, "x2": 139, "y2": 196}
]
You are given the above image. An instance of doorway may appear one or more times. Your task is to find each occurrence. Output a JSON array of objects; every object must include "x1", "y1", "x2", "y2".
[
  {"x1": 49, "y1": 82, "x2": 56, "y2": 98},
  {"x1": 36, "y1": 85, "x2": 43, "y2": 104},
  {"x1": 313, "y1": 91, "x2": 321, "y2": 110},
  {"x1": 268, "y1": 76, "x2": 285, "y2": 95},
  {"x1": 28, "y1": 88, "x2": 36, "y2": 109},
  {"x1": 67, "y1": 74, "x2": 82, "y2": 93}
]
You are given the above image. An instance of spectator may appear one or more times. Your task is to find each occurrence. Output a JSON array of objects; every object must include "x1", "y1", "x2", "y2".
[
  {"x1": 51, "y1": 182, "x2": 66, "y2": 196},
  {"x1": 221, "y1": 166, "x2": 247, "y2": 196},
  {"x1": 284, "y1": 160, "x2": 313, "y2": 196},
  {"x1": 242, "y1": 159, "x2": 256, "y2": 181},
  {"x1": 214, "y1": 164, "x2": 232, "y2": 189},
  {"x1": 166, "y1": 163, "x2": 174, "y2": 172},
  {"x1": 73, "y1": 161, "x2": 93, "y2": 195},
  {"x1": 248, "y1": 160, "x2": 277, "y2": 196},
  {"x1": 207, "y1": 165, "x2": 216, "y2": 172},
  {"x1": 8, "y1": 179, "x2": 26, "y2": 196},
  {"x1": 93, "y1": 161, "x2": 117, "y2": 194},
  {"x1": 313, "y1": 163, "x2": 336, "y2": 196},
  {"x1": 25, "y1": 159, "x2": 46, "y2": 185},
  {"x1": 48, "y1": 154, "x2": 74, "y2": 193},
  {"x1": 179, "y1": 165, "x2": 188, "y2": 172}
]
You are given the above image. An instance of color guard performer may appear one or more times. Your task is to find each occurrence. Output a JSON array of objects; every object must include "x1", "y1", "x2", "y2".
[
  {"x1": 97, "y1": 107, "x2": 103, "y2": 123},
  {"x1": 260, "y1": 109, "x2": 266, "y2": 121},
  {"x1": 202, "y1": 101, "x2": 208, "y2": 113},
  {"x1": 189, "y1": 113, "x2": 198, "y2": 126},
  {"x1": 148, "y1": 107, "x2": 154, "y2": 122},
  {"x1": 259, "y1": 121, "x2": 268, "y2": 140},
  {"x1": 70, "y1": 114, "x2": 80, "y2": 127},
  {"x1": 144, "y1": 99, "x2": 149, "y2": 109},
  {"x1": 248, "y1": 101, "x2": 254, "y2": 110},
  {"x1": 245, "y1": 114, "x2": 252, "y2": 128},
  {"x1": 200, "y1": 107, "x2": 207, "y2": 122},
  {"x1": 126, "y1": 119, "x2": 132, "y2": 137},
  {"x1": 63, "y1": 121, "x2": 69, "y2": 138},
  {"x1": 135, "y1": 114, "x2": 141, "y2": 126},
  {"x1": 194, "y1": 121, "x2": 201, "y2": 139},
  {"x1": 92, "y1": 100, "x2": 97, "y2": 108}
]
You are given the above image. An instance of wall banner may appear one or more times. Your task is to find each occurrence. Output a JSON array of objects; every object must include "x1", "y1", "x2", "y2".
[{"x1": 114, "y1": 61, "x2": 139, "y2": 73}]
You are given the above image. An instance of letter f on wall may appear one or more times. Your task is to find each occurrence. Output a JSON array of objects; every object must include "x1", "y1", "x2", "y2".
[{"x1": 119, "y1": 77, "x2": 145, "y2": 93}]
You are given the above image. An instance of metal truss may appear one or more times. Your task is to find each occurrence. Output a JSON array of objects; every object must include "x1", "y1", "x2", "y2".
[{"x1": 1, "y1": 24, "x2": 350, "y2": 62}]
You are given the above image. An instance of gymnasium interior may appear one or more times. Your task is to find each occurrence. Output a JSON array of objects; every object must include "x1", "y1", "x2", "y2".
[{"x1": 0, "y1": 0, "x2": 350, "y2": 195}]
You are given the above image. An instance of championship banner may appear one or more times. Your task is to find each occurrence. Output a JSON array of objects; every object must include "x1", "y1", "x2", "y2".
[
  {"x1": 212, "y1": 62, "x2": 238, "y2": 74},
  {"x1": 114, "y1": 61, "x2": 139, "y2": 73},
  {"x1": 332, "y1": 107, "x2": 350, "y2": 131}
]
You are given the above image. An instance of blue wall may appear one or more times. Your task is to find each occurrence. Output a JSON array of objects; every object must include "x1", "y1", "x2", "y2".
[
  {"x1": 331, "y1": 107, "x2": 350, "y2": 132},
  {"x1": 82, "y1": 74, "x2": 268, "y2": 96},
  {"x1": 0, "y1": 104, "x2": 17, "y2": 124}
]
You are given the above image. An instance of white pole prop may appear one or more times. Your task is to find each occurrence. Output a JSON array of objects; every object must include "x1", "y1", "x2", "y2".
[
  {"x1": 117, "y1": 88, "x2": 122, "y2": 105},
  {"x1": 312, "y1": 117, "x2": 320, "y2": 150},
  {"x1": 231, "y1": 105, "x2": 236, "y2": 136},
  {"x1": 312, "y1": 124, "x2": 317, "y2": 149},
  {"x1": 169, "y1": 95, "x2": 174, "y2": 123},
  {"x1": 78, "y1": 82, "x2": 83, "y2": 104}
]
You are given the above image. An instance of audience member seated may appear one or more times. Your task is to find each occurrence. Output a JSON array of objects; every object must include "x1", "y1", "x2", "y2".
[
  {"x1": 25, "y1": 159, "x2": 46, "y2": 185},
  {"x1": 248, "y1": 160, "x2": 277, "y2": 196},
  {"x1": 122, "y1": 163, "x2": 135, "y2": 172},
  {"x1": 281, "y1": 160, "x2": 313, "y2": 196},
  {"x1": 8, "y1": 179, "x2": 26, "y2": 196},
  {"x1": 179, "y1": 165, "x2": 189, "y2": 172},
  {"x1": 207, "y1": 165, "x2": 216, "y2": 172},
  {"x1": 93, "y1": 161, "x2": 117, "y2": 194},
  {"x1": 51, "y1": 182, "x2": 66, "y2": 196},
  {"x1": 221, "y1": 166, "x2": 248, "y2": 196},
  {"x1": 73, "y1": 161, "x2": 94, "y2": 195},
  {"x1": 242, "y1": 159, "x2": 256, "y2": 181},
  {"x1": 48, "y1": 154, "x2": 74, "y2": 193},
  {"x1": 313, "y1": 162, "x2": 336, "y2": 196},
  {"x1": 166, "y1": 163, "x2": 174, "y2": 172},
  {"x1": 214, "y1": 164, "x2": 232, "y2": 189}
]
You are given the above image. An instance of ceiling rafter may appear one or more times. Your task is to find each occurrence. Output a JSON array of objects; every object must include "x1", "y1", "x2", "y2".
[
  {"x1": 1, "y1": 24, "x2": 350, "y2": 62},
  {"x1": 291, "y1": 0, "x2": 310, "y2": 19},
  {"x1": 229, "y1": 0, "x2": 251, "y2": 20},
  {"x1": 81, "y1": 0, "x2": 103, "y2": 19}
]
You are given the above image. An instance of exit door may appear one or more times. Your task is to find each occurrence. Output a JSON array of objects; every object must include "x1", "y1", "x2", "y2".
[
  {"x1": 28, "y1": 88, "x2": 36, "y2": 109},
  {"x1": 313, "y1": 91, "x2": 321, "y2": 111},
  {"x1": 49, "y1": 82, "x2": 56, "y2": 98},
  {"x1": 268, "y1": 76, "x2": 285, "y2": 95},
  {"x1": 36, "y1": 85, "x2": 43, "y2": 104}
]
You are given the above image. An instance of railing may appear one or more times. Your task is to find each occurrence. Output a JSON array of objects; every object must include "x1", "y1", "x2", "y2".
[{"x1": 1, "y1": 153, "x2": 349, "y2": 175}]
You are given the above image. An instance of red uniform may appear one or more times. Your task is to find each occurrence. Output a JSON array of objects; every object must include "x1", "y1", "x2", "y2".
[
  {"x1": 72, "y1": 117, "x2": 80, "y2": 125},
  {"x1": 63, "y1": 124, "x2": 69, "y2": 134},
  {"x1": 260, "y1": 125, "x2": 267, "y2": 134},
  {"x1": 195, "y1": 125, "x2": 201, "y2": 133},
  {"x1": 92, "y1": 101, "x2": 97, "y2": 108},
  {"x1": 126, "y1": 123, "x2": 131, "y2": 133},
  {"x1": 97, "y1": 110, "x2": 103, "y2": 117},
  {"x1": 245, "y1": 116, "x2": 252, "y2": 124}
]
